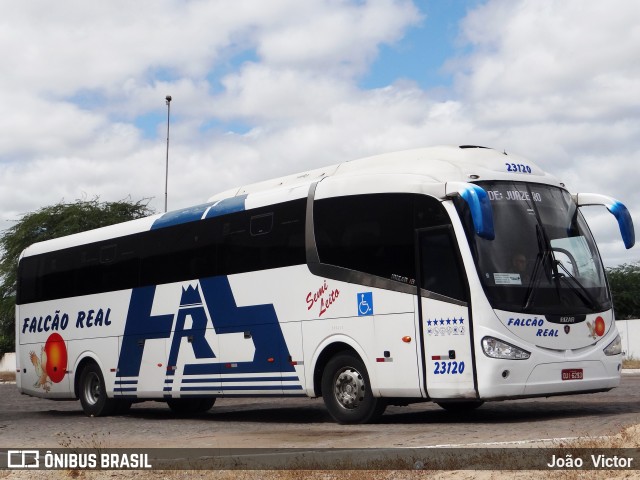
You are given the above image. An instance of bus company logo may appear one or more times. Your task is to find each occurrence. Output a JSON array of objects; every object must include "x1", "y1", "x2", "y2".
[
  {"x1": 586, "y1": 316, "x2": 606, "y2": 340},
  {"x1": 21, "y1": 311, "x2": 70, "y2": 335},
  {"x1": 507, "y1": 317, "x2": 544, "y2": 327},
  {"x1": 29, "y1": 333, "x2": 68, "y2": 392},
  {"x1": 116, "y1": 276, "x2": 294, "y2": 385},
  {"x1": 22, "y1": 308, "x2": 112, "y2": 336}
]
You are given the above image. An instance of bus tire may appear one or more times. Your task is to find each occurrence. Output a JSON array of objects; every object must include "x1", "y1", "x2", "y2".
[
  {"x1": 78, "y1": 363, "x2": 117, "y2": 417},
  {"x1": 436, "y1": 400, "x2": 484, "y2": 412},
  {"x1": 321, "y1": 352, "x2": 386, "y2": 424},
  {"x1": 167, "y1": 398, "x2": 216, "y2": 415}
]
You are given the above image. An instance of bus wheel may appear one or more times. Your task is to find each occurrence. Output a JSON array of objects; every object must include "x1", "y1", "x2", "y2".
[
  {"x1": 321, "y1": 352, "x2": 386, "y2": 424},
  {"x1": 436, "y1": 400, "x2": 484, "y2": 412},
  {"x1": 167, "y1": 398, "x2": 216, "y2": 415},
  {"x1": 79, "y1": 363, "x2": 117, "y2": 417}
]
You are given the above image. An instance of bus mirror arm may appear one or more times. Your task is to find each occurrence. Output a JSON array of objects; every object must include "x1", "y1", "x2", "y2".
[
  {"x1": 572, "y1": 193, "x2": 635, "y2": 249},
  {"x1": 446, "y1": 182, "x2": 495, "y2": 240}
]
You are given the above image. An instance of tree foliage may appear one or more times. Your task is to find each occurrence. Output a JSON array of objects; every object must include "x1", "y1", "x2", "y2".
[
  {"x1": 607, "y1": 263, "x2": 640, "y2": 320},
  {"x1": 0, "y1": 198, "x2": 153, "y2": 356}
]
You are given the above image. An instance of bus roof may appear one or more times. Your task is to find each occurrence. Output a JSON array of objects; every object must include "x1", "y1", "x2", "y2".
[
  {"x1": 22, "y1": 145, "x2": 561, "y2": 258},
  {"x1": 207, "y1": 145, "x2": 560, "y2": 201}
]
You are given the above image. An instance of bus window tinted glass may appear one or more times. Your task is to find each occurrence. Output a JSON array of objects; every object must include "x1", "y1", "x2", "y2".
[
  {"x1": 314, "y1": 194, "x2": 449, "y2": 283},
  {"x1": 17, "y1": 198, "x2": 306, "y2": 304},
  {"x1": 419, "y1": 227, "x2": 467, "y2": 301}
]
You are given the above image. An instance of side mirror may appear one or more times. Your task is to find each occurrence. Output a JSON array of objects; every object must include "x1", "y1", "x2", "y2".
[
  {"x1": 573, "y1": 193, "x2": 635, "y2": 249},
  {"x1": 446, "y1": 182, "x2": 495, "y2": 240}
]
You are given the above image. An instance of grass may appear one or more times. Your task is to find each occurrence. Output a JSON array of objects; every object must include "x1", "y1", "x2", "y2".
[
  {"x1": 0, "y1": 371, "x2": 16, "y2": 382},
  {"x1": 622, "y1": 357, "x2": 640, "y2": 369}
]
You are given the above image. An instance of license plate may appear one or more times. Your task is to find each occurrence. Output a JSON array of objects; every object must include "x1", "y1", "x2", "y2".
[{"x1": 562, "y1": 368, "x2": 583, "y2": 381}]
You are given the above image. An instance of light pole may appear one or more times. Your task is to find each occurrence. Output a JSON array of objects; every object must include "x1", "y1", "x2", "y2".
[{"x1": 164, "y1": 95, "x2": 172, "y2": 212}]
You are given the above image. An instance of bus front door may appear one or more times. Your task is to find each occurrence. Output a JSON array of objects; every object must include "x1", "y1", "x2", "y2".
[{"x1": 416, "y1": 226, "x2": 478, "y2": 401}]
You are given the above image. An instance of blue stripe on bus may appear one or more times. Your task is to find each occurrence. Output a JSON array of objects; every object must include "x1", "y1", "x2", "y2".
[
  {"x1": 150, "y1": 194, "x2": 247, "y2": 230},
  {"x1": 203, "y1": 195, "x2": 247, "y2": 219},
  {"x1": 181, "y1": 376, "x2": 298, "y2": 383},
  {"x1": 180, "y1": 385, "x2": 303, "y2": 392},
  {"x1": 114, "y1": 380, "x2": 138, "y2": 385},
  {"x1": 176, "y1": 393, "x2": 306, "y2": 398},
  {"x1": 151, "y1": 202, "x2": 213, "y2": 230},
  {"x1": 114, "y1": 388, "x2": 137, "y2": 392},
  {"x1": 222, "y1": 393, "x2": 307, "y2": 398}
]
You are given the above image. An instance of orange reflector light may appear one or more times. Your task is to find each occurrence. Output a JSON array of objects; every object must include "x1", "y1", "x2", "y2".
[
  {"x1": 267, "y1": 357, "x2": 275, "y2": 363},
  {"x1": 402, "y1": 336, "x2": 412, "y2": 343}
]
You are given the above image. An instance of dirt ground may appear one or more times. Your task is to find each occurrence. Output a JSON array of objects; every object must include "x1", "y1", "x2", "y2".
[
  {"x1": 2, "y1": 370, "x2": 639, "y2": 479},
  {"x1": 1, "y1": 424, "x2": 638, "y2": 480}
]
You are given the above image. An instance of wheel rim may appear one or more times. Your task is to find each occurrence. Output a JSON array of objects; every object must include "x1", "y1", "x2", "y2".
[
  {"x1": 333, "y1": 367, "x2": 365, "y2": 410},
  {"x1": 83, "y1": 372, "x2": 101, "y2": 406}
]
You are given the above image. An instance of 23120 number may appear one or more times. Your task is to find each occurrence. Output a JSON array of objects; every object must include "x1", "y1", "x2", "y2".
[{"x1": 433, "y1": 360, "x2": 465, "y2": 375}]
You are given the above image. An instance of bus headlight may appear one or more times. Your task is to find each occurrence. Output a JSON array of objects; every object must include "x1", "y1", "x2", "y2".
[
  {"x1": 482, "y1": 336, "x2": 530, "y2": 360},
  {"x1": 603, "y1": 334, "x2": 622, "y2": 356}
]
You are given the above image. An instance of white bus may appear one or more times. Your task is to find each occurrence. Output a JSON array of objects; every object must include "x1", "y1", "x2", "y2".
[{"x1": 15, "y1": 145, "x2": 635, "y2": 424}]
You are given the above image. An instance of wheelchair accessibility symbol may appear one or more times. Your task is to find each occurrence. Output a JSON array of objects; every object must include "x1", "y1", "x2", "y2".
[{"x1": 357, "y1": 292, "x2": 374, "y2": 316}]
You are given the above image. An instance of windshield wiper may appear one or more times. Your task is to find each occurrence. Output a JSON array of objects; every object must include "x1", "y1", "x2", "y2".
[
  {"x1": 522, "y1": 224, "x2": 553, "y2": 311},
  {"x1": 553, "y1": 259, "x2": 598, "y2": 310}
]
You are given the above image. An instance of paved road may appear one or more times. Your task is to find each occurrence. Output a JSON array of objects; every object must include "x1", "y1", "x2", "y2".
[{"x1": 1, "y1": 373, "x2": 639, "y2": 449}]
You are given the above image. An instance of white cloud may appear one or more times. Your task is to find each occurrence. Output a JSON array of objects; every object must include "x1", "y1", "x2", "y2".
[{"x1": 257, "y1": 0, "x2": 421, "y2": 74}]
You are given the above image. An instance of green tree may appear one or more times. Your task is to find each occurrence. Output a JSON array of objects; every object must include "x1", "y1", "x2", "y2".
[
  {"x1": 607, "y1": 263, "x2": 640, "y2": 320},
  {"x1": 0, "y1": 198, "x2": 153, "y2": 356}
]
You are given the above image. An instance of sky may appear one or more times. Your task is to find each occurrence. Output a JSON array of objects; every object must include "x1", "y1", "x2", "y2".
[{"x1": 1, "y1": 0, "x2": 639, "y2": 267}]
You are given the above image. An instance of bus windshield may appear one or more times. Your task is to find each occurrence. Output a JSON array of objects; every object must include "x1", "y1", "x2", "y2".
[{"x1": 463, "y1": 181, "x2": 611, "y2": 315}]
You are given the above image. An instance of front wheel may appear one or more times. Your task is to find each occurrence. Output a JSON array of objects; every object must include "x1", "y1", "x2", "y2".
[
  {"x1": 79, "y1": 363, "x2": 117, "y2": 417},
  {"x1": 321, "y1": 352, "x2": 386, "y2": 424}
]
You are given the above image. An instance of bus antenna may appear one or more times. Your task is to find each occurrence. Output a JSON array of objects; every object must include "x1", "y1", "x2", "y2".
[{"x1": 165, "y1": 95, "x2": 172, "y2": 212}]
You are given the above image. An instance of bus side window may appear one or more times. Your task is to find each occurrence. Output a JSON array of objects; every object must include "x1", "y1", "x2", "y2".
[
  {"x1": 314, "y1": 193, "x2": 449, "y2": 283},
  {"x1": 315, "y1": 194, "x2": 413, "y2": 280},
  {"x1": 16, "y1": 257, "x2": 38, "y2": 304},
  {"x1": 220, "y1": 199, "x2": 305, "y2": 275},
  {"x1": 418, "y1": 226, "x2": 468, "y2": 302}
]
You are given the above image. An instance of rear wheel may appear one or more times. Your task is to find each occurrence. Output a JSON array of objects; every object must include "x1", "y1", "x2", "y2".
[
  {"x1": 167, "y1": 398, "x2": 216, "y2": 415},
  {"x1": 321, "y1": 352, "x2": 386, "y2": 424},
  {"x1": 79, "y1": 363, "x2": 117, "y2": 417}
]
